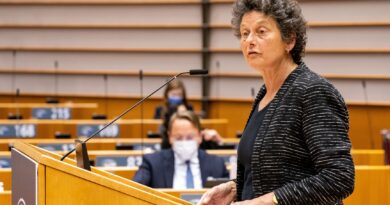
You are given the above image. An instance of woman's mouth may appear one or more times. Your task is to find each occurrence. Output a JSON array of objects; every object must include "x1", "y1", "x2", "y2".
[{"x1": 248, "y1": 51, "x2": 260, "y2": 56}]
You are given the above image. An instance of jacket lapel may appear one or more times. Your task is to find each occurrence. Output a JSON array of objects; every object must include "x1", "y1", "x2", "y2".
[
  {"x1": 163, "y1": 150, "x2": 175, "y2": 188},
  {"x1": 256, "y1": 63, "x2": 306, "y2": 136},
  {"x1": 250, "y1": 63, "x2": 307, "y2": 195},
  {"x1": 198, "y1": 149, "x2": 208, "y2": 186}
]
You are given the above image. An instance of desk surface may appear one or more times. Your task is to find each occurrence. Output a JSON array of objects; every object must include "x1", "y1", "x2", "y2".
[
  {"x1": 0, "y1": 137, "x2": 240, "y2": 145},
  {"x1": 0, "y1": 103, "x2": 98, "y2": 109},
  {"x1": 0, "y1": 118, "x2": 228, "y2": 125},
  {"x1": 0, "y1": 149, "x2": 383, "y2": 157}
]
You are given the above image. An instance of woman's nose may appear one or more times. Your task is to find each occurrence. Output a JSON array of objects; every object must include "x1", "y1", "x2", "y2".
[{"x1": 246, "y1": 32, "x2": 256, "y2": 45}]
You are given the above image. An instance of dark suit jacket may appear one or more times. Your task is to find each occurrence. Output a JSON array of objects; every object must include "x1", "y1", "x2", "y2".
[
  {"x1": 133, "y1": 149, "x2": 229, "y2": 188},
  {"x1": 236, "y1": 63, "x2": 355, "y2": 205}
]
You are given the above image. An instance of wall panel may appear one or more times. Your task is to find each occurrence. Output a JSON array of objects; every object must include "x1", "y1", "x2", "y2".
[
  {"x1": 11, "y1": 52, "x2": 202, "y2": 71},
  {"x1": 0, "y1": 5, "x2": 202, "y2": 24},
  {"x1": 0, "y1": 29, "x2": 202, "y2": 49}
]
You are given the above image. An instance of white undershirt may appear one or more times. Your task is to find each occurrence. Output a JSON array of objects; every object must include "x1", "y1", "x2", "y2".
[{"x1": 172, "y1": 151, "x2": 203, "y2": 189}]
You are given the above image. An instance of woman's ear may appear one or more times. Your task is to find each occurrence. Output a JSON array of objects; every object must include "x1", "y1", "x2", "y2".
[{"x1": 285, "y1": 33, "x2": 296, "y2": 53}]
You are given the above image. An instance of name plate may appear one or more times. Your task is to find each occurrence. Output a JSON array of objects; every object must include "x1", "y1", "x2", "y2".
[
  {"x1": 131, "y1": 143, "x2": 161, "y2": 151},
  {"x1": 0, "y1": 157, "x2": 11, "y2": 168},
  {"x1": 37, "y1": 143, "x2": 75, "y2": 152},
  {"x1": 95, "y1": 156, "x2": 142, "y2": 167},
  {"x1": 77, "y1": 124, "x2": 119, "y2": 138},
  {"x1": 0, "y1": 124, "x2": 36, "y2": 138},
  {"x1": 32, "y1": 107, "x2": 72, "y2": 119}
]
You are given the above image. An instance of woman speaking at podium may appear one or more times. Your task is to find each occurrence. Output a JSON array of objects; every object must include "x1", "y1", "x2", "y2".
[{"x1": 198, "y1": 0, "x2": 355, "y2": 204}]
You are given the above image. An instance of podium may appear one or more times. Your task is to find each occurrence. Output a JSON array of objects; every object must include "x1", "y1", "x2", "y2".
[{"x1": 11, "y1": 141, "x2": 192, "y2": 205}]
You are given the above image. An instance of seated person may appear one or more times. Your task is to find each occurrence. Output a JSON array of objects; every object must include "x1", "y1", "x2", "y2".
[
  {"x1": 153, "y1": 79, "x2": 222, "y2": 149},
  {"x1": 154, "y1": 79, "x2": 193, "y2": 120},
  {"x1": 133, "y1": 111, "x2": 229, "y2": 188},
  {"x1": 161, "y1": 127, "x2": 224, "y2": 150},
  {"x1": 154, "y1": 80, "x2": 193, "y2": 148}
]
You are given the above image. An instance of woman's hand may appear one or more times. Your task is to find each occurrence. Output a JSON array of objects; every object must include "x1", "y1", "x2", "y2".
[
  {"x1": 231, "y1": 192, "x2": 275, "y2": 205},
  {"x1": 197, "y1": 181, "x2": 236, "y2": 205},
  {"x1": 201, "y1": 129, "x2": 223, "y2": 144}
]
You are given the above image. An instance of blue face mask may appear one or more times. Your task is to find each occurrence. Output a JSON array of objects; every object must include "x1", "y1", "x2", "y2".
[{"x1": 168, "y1": 96, "x2": 183, "y2": 106}]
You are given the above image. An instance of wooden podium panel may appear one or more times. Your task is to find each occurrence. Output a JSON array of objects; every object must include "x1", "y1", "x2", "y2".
[
  {"x1": 45, "y1": 166, "x2": 154, "y2": 204},
  {"x1": 344, "y1": 166, "x2": 390, "y2": 205},
  {"x1": 0, "y1": 169, "x2": 11, "y2": 190},
  {"x1": 4, "y1": 153, "x2": 390, "y2": 205},
  {"x1": 0, "y1": 191, "x2": 11, "y2": 205},
  {"x1": 11, "y1": 141, "x2": 191, "y2": 205}
]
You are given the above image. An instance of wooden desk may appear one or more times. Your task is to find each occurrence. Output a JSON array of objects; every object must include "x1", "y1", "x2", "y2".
[
  {"x1": 161, "y1": 166, "x2": 390, "y2": 205},
  {"x1": 1, "y1": 148, "x2": 383, "y2": 167},
  {"x1": 0, "y1": 146, "x2": 385, "y2": 166},
  {"x1": 352, "y1": 149, "x2": 385, "y2": 166},
  {"x1": 0, "y1": 138, "x2": 240, "y2": 153},
  {"x1": 0, "y1": 118, "x2": 228, "y2": 139},
  {"x1": 0, "y1": 103, "x2": 98, "y2": 119},
  {"x1": 0, "y1": 191, "x2": 11, "y2": 205},
  {"x1": 344, "y1": 166, "x2": 390, "y2": 205},
  {"x1": 0, "y1": 168, "x2": 11, "y2": 190},
  {"x1": 0, "y1": 138, "x2": 162, "y2": 151},
  {"x1": 0, "y1": 103, "x2": 98, "y2": 109}
]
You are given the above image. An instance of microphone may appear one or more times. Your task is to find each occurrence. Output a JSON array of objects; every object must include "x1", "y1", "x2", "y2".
[
  {"x1": 60, "y1": 69, "x2": 208, "y2": 161},
  {"x1": 8, "y1": 88, "x2": 22, "y2": 120},
  {"x1": 15, "y1": 88, "x2": 21, "y2": 120},
  {"x1": 139, "y1": 69, "x2": 145, "y2": 150},
  {"x1": 362, "y1": 80, "x2": 374, "y2": 149},
  {"x1": 190, "y1": 69, "x2": 208, "y2": 75},
  {"x1": 92, "y1": 74, "x2": 108, "y2": 120}
]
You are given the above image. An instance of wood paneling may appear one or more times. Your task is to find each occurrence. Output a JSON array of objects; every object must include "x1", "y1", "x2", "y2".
[
  {"x1": 209, "y1": 100, "x2": 390, "y2": 149},
  {"x1": 0, "y1": 0, "x2": 201, "y2": 5},
  {"x1": 0, "y1": 169, "x2": 11, "y2": 190},
  {"x1": 344, "y1": 166, "x2": 390, "y2": 205},
  {"x1": 0, "y1": 191, "x2": 11, "y2": 205},
  {"x1": 0, "y1": 95, "x2": 388, "y2": 149}
]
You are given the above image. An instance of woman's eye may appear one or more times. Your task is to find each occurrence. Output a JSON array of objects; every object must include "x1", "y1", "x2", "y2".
[{"x1": 258, "y1": 29, "x2": 266, "y2": 34}]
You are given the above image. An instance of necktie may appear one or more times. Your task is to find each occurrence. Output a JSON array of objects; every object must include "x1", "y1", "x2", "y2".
[{"x1": 185, "y1": 160, "x2": 194, "y2": 189}]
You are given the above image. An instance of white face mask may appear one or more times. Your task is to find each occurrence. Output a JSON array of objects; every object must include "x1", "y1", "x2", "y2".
[{"x1": 172, "y1": 139, "x2": 199, "y2": 162}]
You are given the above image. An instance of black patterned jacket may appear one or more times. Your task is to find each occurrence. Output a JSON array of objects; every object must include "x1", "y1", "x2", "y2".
[{"x1": 236, "y1": 63, "x2": 355, "y2": 205}]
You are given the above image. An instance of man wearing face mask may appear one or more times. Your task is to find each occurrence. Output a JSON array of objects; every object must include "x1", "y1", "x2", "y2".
[{"x1": 133, "y1": 111, "x2": 229, "y2": 188}]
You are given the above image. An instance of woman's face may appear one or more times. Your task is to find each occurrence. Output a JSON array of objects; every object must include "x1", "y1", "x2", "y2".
[
  {"x1": 167, "y1": 88, "x2": 183, "y2": 98},
  {"x1": 240, "y1": 11, "x2": 294, "y2": 71}
]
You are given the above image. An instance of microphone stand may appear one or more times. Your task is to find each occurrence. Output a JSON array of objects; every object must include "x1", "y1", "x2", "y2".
[
  {"x1": 139, "y1": 70, "x2": 144, "y2": 141},
  {"x1": 362, "y1": 80, "x2": 375, "y2": 149},
  {"x1": 60, "y1": 71, "x2": 194, "y2": 162}
]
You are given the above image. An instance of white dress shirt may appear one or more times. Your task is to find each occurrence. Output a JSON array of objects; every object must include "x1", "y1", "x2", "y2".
[{"x1": 172, "y1": 151, "x2": 203, "y2": 189}]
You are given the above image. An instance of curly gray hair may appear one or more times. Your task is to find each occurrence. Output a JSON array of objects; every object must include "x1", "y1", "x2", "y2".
[{"x1": 232, "y1": 0, "x2": 307, "y2": 64}]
